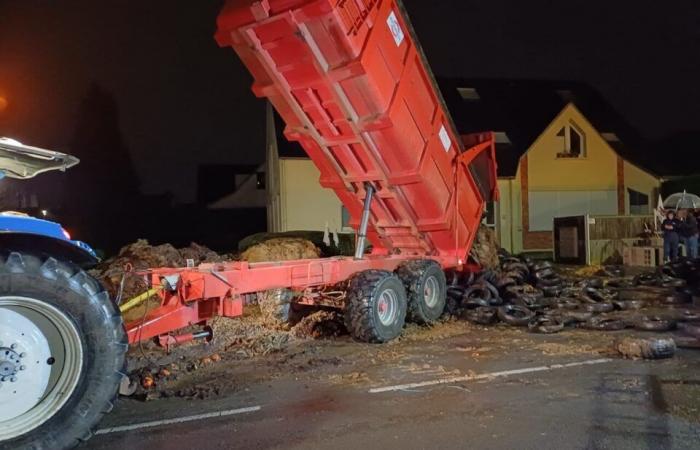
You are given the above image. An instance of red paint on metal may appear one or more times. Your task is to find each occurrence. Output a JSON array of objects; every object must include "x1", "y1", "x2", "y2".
[
  {"x1": 216, "y1": 0, "x2": 497, "y2": 260},
  {"x1": 124, "y1": 0, "x2": 498, "y2": 344}
]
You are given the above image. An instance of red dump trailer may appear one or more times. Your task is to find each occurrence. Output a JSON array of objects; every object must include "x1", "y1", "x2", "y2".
[{"x1": 125, "y1": 0, "x2": 498, "y2": 346}]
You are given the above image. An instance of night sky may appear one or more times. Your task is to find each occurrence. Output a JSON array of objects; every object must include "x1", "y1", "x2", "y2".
[{"x1": 1, "y1": 0, "x2": 699, "y2": 202}]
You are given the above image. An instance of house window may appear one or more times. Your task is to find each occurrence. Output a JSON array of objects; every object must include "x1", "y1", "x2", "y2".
[
  {"x1": 556, "y1": 122, "x2": 586, "y2": 158},
  {"x1": 256, "y1": 172, "x2": 265, "y2": 190},
  {"x1": 457, "y1": 87, "x2": 480, "y2": 101},
  {"x1": 483, "y1": 201, "x2": 497, "y2": 228},
  {"x1": 341, "y1": 206, "x2": 351, "y2": 229},
  {"x1": 628, "y1": 189, "x2": 649, "y2": 215}
]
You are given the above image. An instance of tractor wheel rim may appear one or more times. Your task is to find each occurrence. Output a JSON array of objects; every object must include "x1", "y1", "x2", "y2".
[
  {"x1": 0, "y1": 297, "x2": 83, "y2": 441},
  {"x1": 377, "y1": 289, "x2": 398, "y2": 326},
  {"x1": 424, "y1": 276, "x2": 440, "y2": 308}
]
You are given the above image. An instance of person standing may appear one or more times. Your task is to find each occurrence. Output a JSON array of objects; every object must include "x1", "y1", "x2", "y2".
[
  {"x1": 662, "y1": 210, "x2": 680, "y2": 262},
  {"x1": 680, "y1": 208, "x2": 699, "y2": 259}
]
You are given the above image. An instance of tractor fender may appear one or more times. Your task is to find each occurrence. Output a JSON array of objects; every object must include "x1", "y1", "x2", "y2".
[{"x1": 0, "y1": 232, "x2": 98, "y2": 268}]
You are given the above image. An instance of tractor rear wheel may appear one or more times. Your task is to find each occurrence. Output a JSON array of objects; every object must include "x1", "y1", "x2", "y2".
[
  {"x1": 344, "y1": 270, "x2": 407, "y2": 343},
  {"x1": 0, "y1": 252, "x2": 127, "y2": 450},
  {"x1": 397, "y1": 260, "x2": 446, "y2": 324}
]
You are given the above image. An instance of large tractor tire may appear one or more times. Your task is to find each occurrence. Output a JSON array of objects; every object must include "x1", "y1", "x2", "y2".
[
  {"x1": 344, "y1": 270, "x2": 407, "y2": 343},
  {"x1": 0, "y1": 252, "x2": 127, "y2": 450},
  {"x1": 396, "y1": 260, "x2": 447, "y2": 324}
]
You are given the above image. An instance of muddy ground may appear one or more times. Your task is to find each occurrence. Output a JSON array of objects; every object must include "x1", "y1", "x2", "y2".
[{"x1": 123, "y1": 301, "x2": 697, "y2": 402}]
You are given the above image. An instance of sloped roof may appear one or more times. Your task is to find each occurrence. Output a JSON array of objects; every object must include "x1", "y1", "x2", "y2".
[{"x1": 438, "y1": 78, "x2": 652, "y2": 177}]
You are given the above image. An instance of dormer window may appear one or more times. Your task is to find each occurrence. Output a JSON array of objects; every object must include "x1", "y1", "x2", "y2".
[
  {"x1": 556, "y1": 122, "x2": 586, "y2": 158},
  {"x1": 457, "y1": 87, "x2": 480, "y2": 101}
]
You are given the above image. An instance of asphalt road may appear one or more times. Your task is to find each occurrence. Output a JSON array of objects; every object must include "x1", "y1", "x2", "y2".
[{"x1": 85, "y1": 337, "x2": 700, "y2": 450}]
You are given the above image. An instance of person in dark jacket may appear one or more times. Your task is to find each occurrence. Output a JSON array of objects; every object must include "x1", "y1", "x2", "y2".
[
  {"x1": 679, "y1": 208, "x2": 699, "y2": 259},
  {"x1": 662, "y1": 210, "x2": 680, "y2": 262}
]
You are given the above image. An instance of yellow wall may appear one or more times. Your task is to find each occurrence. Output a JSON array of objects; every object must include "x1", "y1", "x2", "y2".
[
  {"x1": 498, "y1": 103, "x2": 660, "y2": 253},
  {"x1": 525, "y1": 104, "x2": 618, "y2": 191},
  {"x1": 280, "y1": 158, "x2": 344, "y2": 232},
  {"x1": 624, "y1": 161, "x2": 660, "y2": 214},
  {"x1": 496, "y1": 178, "x2": 523, "y2": 253}
]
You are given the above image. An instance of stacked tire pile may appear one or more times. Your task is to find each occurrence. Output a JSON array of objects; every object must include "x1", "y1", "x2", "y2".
[{"x1": 446, "y1": 253, "x2": 700, "y2": 342}]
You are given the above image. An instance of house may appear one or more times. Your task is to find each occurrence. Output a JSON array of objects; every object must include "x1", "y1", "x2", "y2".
[
  {"x1": 202, "y1": 164, "x2": 267, "y2": 209},
  {"x1": 264, "y1": 80, "x2": 661, "y2": 254},
  {"x1": 440, "y1": 79, "x2": 661, "y2": 254}
]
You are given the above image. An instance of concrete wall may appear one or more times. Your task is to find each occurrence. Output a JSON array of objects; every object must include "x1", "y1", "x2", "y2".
[{"x1": 279, "y1": 158, "x2": 344, "y2": 232}]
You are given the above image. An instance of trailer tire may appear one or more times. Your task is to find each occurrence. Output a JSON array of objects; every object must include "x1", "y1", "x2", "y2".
[
  {"x1": 257, "y1": 288, "x2": 297, "y2": 327},
  {"x1": 397, "y1": 260, "x2": 446, "y2": 324},
  {"x1": 616, "y1": 336, "x2": 676, "y2": 359},
  {"x1": 344, "y1": 270, "x2": 407, "y2": 343},
  {"x1": 0, "y1": 252, "x2": 127, "y2": 450}
]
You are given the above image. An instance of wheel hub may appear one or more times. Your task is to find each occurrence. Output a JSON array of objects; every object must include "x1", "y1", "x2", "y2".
[
  {"x1": 0, "y1": 298, "x2": 83, "y2": 441},
  {"x1": 0, "y1": 346, "x2": 25, "y2": 382}
]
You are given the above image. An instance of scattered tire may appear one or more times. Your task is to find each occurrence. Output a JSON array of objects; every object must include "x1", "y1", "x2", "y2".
[
  {"x1": 616, "y1": 336, "x2": 676, "y2": 359},
  {"x1": 463, "y1": 306, "x2": 497, "y2": 325},
  {"x1": 678, "y1": 322, "x2": 700, "y2": 338},
  {"x1": 663, "y1": 293, "x2": 690, "y2": 305},
  {"x1": 258, "y1": 288, "x2": 296, "y2": 326},
  {"x1": 542, "y1": 286, "x2": 563, "y2": 298},
  {"x1": 0, "y1": 252, "x2": 127, "y2": 450},
  {"x1": 580, "y1": 302, "x2": 615, "y2": 314},
  {"x1": 673, "y1": 335, "x2": 700, "y2": 349},
  {"x1": 613, "y1": 300, "x2": 646, "y2": 311},
  {"x1": 528, "y1": 316, "x2": 565, "y2": 334},
  {"x1": 583, "y1": 316, "x2": 626, "y2": 331},
  {"x1": 561, "y1": 310, "x2": 594, "y2": 323},
  {"x1": 555, "y1": 298, "x2": 582, "y2": 310},
  {"x1": 344, "y1": 270, "x2": 407, "y2": 343},
  {"x1": 634, "y1": 316, "x2": 677, "y2": 332},
  {"x1": 464, "y1": 297, "x2": 490, "y2": 309},
  {"x1": 397, "y1": 260, "x2": 446, "y2": 324},
  {"x1": 676, "y1": 310, "x2": 700, "y2": 322},
  {"x1": 497, "y1": 305, "x2": 535, "y2": 326}
]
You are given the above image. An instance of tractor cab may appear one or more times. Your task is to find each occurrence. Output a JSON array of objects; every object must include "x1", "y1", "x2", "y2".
[{"x1": 0, "y1": 137, "x2": 98, "y2": 265}]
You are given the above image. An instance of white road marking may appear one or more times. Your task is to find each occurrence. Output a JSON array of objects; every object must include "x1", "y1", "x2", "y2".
[
  {"x1": 369, "y1": 358, "x2": 614, "y2": 394},
  {"x1": 94, "y1": 405, "x2": 262, "y2": 435}
]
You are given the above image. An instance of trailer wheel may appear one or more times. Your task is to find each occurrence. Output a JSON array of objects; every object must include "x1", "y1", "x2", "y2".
[
  {"x1": 0, "y1": 252, "x2": 127, "y2": 450},
  {"x1": 344, "y1": 270, "x2": 407, "y2": 343},
  {"x1": 258, "y1": 288, "x2": 296, "y2": 327},
  {"x1": 397, "y1": 260, "x2": 446, "y2": 324}
]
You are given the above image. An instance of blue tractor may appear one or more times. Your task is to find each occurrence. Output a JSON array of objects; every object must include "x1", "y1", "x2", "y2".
[{"x1": 0, "y1": 138, "x2": 127, "y2": 450}]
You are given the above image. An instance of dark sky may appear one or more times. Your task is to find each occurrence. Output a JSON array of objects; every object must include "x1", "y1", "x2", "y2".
[{"x1": 1, "y1": 0, "x2": 699, "y2": 202}]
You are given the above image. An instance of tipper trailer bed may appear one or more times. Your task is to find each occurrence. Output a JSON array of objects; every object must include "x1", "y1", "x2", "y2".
[{"x1": 126, "y1": 0, "x2": 498, "y2": 346}]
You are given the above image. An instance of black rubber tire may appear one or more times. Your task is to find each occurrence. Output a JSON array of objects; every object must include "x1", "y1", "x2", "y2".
[
  {"x1": 561, "y1": 310, "x2": 594, "y2": 323},
  {"x1": 616, "y1": 337, "x2": 676, "y2": 359},
  {"x1": 0, "y1": 252, "x2": 127, "y2": 450},
  {"x1": 634, "y1": 316, "x2": 677, "y2": 332},
  {"x1": 613, "y1": 300, "x2": 646, "y2": 311},
  {"x1": 257, "y1": 288, "x2": 297, "y2": 327},
  {"x1": 542, "y1": 286, "x2": 563, "y2": 298},
  {"x1": 497, "y1": 305, "x2": 535, "y2": 326},
  {"x1": 528, "y1": 316, "x2": 565, "y2": 334},
  {"x1": 582, "y1": 316, "x2": 626, "y2": 331},
  {"x1": 344, "y1": 270, "x2": 407, "y2": 343},
  {"x1": 397, "y1": 260, "x2": 446, "y2": 325},
  {"x1": 463, "y1": 306, "x2": 497, "y2": 325},
  {"x1": 580, "y1": 302, "x2": 615, "y2": 314}
]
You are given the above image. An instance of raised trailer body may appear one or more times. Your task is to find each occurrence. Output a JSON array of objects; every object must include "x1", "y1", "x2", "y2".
[{"x1": 126, "y1": 0, "x2": 497, "y2": 345}]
